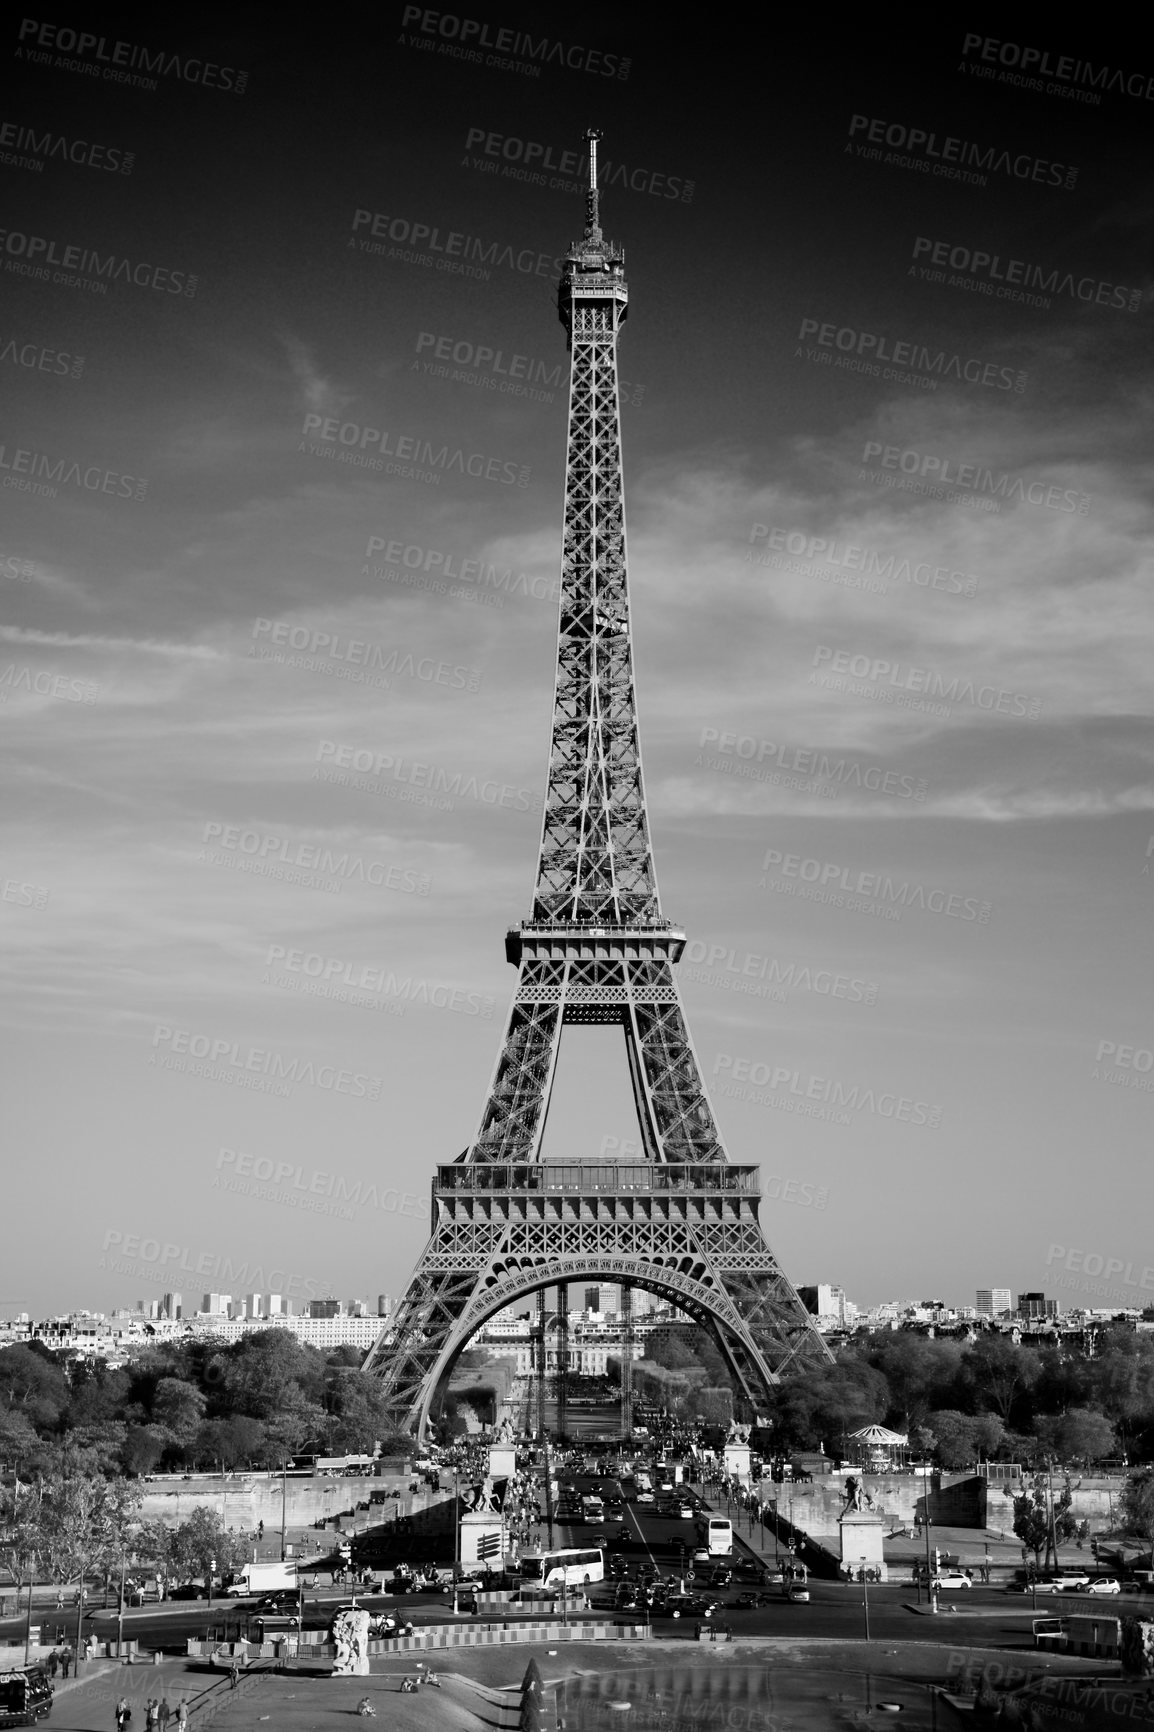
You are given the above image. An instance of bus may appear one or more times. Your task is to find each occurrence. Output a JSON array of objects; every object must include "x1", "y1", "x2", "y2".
[
  {"x1": 581, "y1": 1494, "x2": 605, "y2": 1523},
  {"x1": 695, "y1": 1515, "x2": 733, "y2": 1557},
  {"x1": 520, "y1": 1548, "x2": 605, "y2": 1590}
]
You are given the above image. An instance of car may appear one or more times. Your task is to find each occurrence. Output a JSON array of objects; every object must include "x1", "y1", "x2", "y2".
[
  {"x1": 786, "y1": 1588, "x2": 810, "y2": 1603},
  {"x1": 734, "y1": 1591, "x2": 770, "y2": 1609},
  {"x1": 707, "y1": 1568, "x2": 732, "y2": 1588},
  {"x1": 734, "y1": 1559, "x2": 767, "y2": 1581},
  {"x1": 169, "y1": 1582, "x2": 207, "y2": 1600},
  {"x1": 636, "y1": 1491, "x2": 655, "y2": 1505},
  {"x1": 253, "y1": 1592, "x2": 298, "y2": 1612},
  {"x1": 930, "y1": 1572, "x2": 973, "y2": 1591},
  {"x1": 1058, "y1": 1574, "x2": 1093, "y2": 1592},
  {"x1": 1083, "y1": 1578, "x2": 1121, "y2": 1595}
]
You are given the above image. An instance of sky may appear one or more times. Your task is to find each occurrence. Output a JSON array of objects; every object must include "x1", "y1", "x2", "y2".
[{"x1": 1, "y1": 9, "x2": 1152, "y2": 1324}]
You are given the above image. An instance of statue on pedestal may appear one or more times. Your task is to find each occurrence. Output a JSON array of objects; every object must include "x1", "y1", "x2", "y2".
[{"x1": 330, "y1": 1607, "x2": 371, "y2": 1676}]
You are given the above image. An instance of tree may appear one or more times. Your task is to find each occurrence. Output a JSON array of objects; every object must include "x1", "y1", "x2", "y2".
[
  {"x1": 152, "y1": 1379, "x2": 207, "y2": 1450},
  {"x1": 1012, "y1": 1483, "x2": 1053, "y2": 1569},
  {"x1": 1119, "y1": 1469, "x2": 1154, "y2": 1555},
  {"x1": 924, "y1": 1410, "x2": 977, "y2": 1470},
  {"x1": 1035, "y1": 1408, "x2": 1116, "y2": 1466},
  {"x1": 121, "y1": 1425, "x2": 168, "y2": 1478},
  {"x1": 0, "y1": 1345, "x2": 71, "y2": 1432},
  {"x1": 965, "y1": 1336, "x2": 1042, "y2": 1423},
  {"x1": 169, "y1": 1508, "x2": 250, "y2": 1603},
  {"x1": 40, "y1": 1471, "x2": 141, "y2": 1665},
  {"x1": 0, "y1": 1483, "x2": 47, "y2": 1634},
  {"x1": 0, "y1": 1409, "x2": 42, "y2": 1470},
  {"x1": 192, "y1": 1415, "x2": 267, "y2": 1472}
]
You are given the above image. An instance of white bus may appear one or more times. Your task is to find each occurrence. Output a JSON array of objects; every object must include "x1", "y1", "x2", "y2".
[
  {"x1": 520, "y1": 1547, "x2": 605, "y2": 1589},
  {"x1": 696, "y1": 1515, "x2": 733, "y2": 1556}
]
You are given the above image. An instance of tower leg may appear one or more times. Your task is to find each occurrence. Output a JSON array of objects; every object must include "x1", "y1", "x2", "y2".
[
  {"x1": 620, "y1": 1283, "x2": 633, "y2": 1442},
  {"x1": 556, "y1": 1283, "x2": 568, "y2": 1444},
  {"x1": 535, "y1": 1290, "x2": 546, "y2": 1438}
]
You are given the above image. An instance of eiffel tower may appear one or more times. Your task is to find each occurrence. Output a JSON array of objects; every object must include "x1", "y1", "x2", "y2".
[{"x1": 364, "y1": 131, "x2": 832, "y2": 1437}]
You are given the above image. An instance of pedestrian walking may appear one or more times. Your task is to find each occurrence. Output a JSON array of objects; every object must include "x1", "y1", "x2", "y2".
[
  {"x1": 145, "y1": 1700, "x2": 158, "y2": 1732},
  {"x1": 115, "y1": 1696, "x2": 131, "y2": 1730},
  {"x1": 60, "y1": 1650, "x2": 71, "y2": 1680},
  {"x1": 176, "y1": 1704, "x2": 188, "y2": 1732},
  {"x1": 158, "y1": 1699, "x2": 171, "y2": 1732},
  {"x1": 46, "y1": 1652, "x2": 58, "y2": 1679}
]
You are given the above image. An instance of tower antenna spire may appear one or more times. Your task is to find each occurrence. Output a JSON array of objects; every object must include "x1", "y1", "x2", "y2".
[{"x1": 585, "y1": 126, "x2": 603, "y2": 239}]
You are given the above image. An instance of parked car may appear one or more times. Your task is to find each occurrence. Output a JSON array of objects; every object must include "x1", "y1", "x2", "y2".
[
  {"x1": 1057, "y1": 1574, "x2": 1093, "y2": 1592},
  {"x1": 1082, "y1": 1578, "x2": 1121, "y2": 1595},
  {"x1": 169, "y1": 1582, "x2": 208, "y2": 1600}
]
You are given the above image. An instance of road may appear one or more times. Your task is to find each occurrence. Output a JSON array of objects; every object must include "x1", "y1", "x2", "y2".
[{"x1": 2, "y1": 1460, "x2": 1134, "y2": 1660}]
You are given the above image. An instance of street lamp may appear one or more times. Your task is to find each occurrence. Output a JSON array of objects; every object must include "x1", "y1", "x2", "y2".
[{"x1": 860, "y1": 1557, "x2": 871, "y2": 1642}]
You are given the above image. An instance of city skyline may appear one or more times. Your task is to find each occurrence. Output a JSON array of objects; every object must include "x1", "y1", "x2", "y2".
[{"x1": 2, "y1": 16, "x2": 1151, "y2": 1322}]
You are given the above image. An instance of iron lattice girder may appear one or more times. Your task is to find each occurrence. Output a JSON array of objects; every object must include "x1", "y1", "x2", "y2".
[
  {"x1": 362, "y1": 1167, "x2": 831, "y2": 1433},
  {"x1": 365, "y1": 162, "x2": 834, "y2": 1436},
  {"x1": 466, "y1": 944, "x2": 724, "y2": 1165},
  {"x1": 535, "y1": 313, "x2": 656, "y2": 927}
]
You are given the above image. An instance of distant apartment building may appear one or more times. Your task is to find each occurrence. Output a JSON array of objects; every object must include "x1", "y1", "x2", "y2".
[
  {"x1": 976, "y1": 1288, "x2": 1013, "y2": 1318},
  {"x1": 1018, "y1": 1292, "x2": 1059, "y2": 1320},
  {"x1": 798, "y1": 1284, "x2": 857, "y2": 1328}
]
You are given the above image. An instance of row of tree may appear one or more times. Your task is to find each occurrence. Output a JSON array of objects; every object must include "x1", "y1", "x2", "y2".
[
  {"x1": 0, "y1": 1332, "x2": 408, "y2": 1477},
  {"x1": 622, "y1": 1322, "x2": 1154, "y2": 1467}
]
